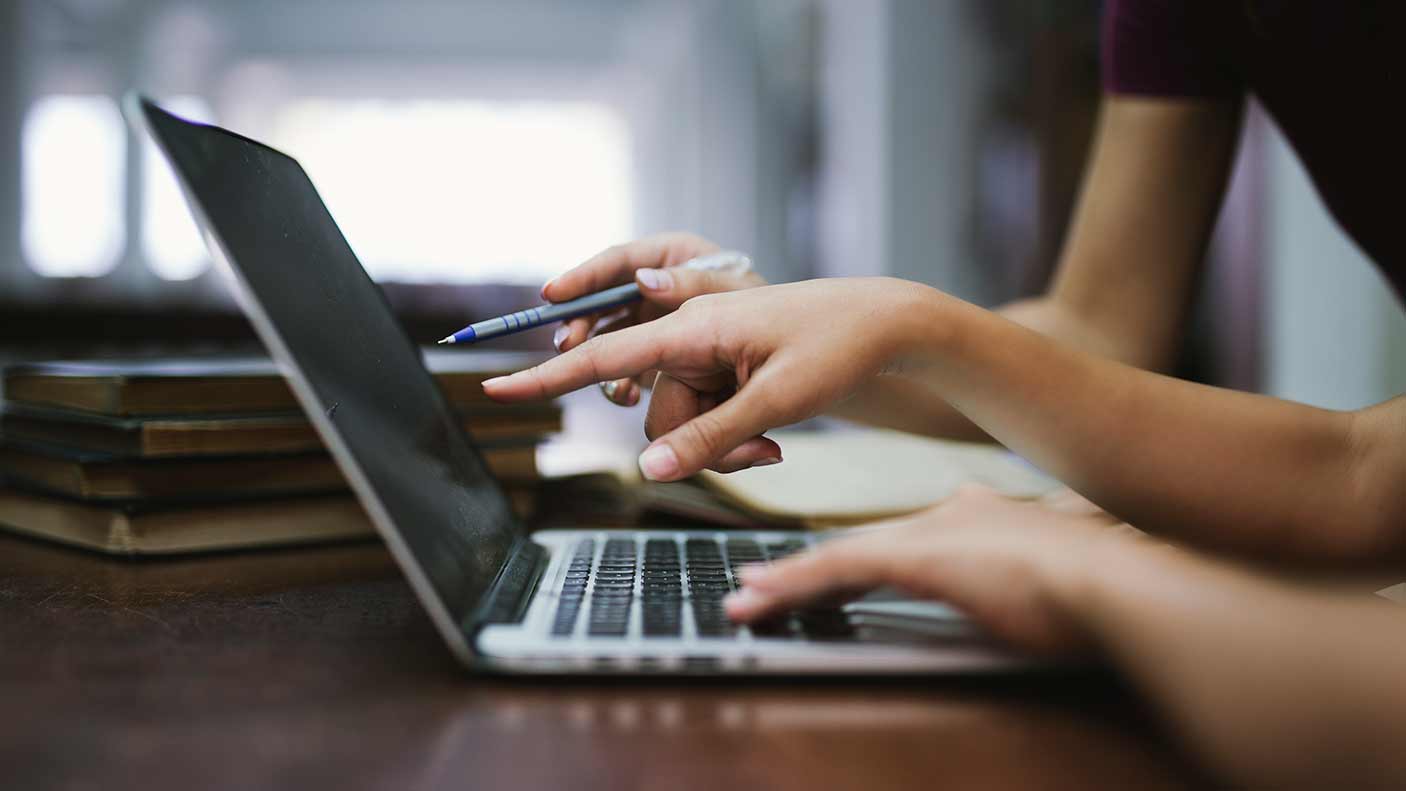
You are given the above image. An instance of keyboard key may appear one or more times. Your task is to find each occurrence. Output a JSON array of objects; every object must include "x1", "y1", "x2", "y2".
[
  {"x1": 764, "y1": 540, "x2": 806, "y2": 561},
  {"x1": 726, "y1": 539, "x2": 763, "y2": 563},
  {"x1": 797, "y1": 609, "x2": 854, "y2": 639},
  {"x1": 552, "y1": 602, "x2": 584, "y2": 635},
  {"x1": 584, "y1": 538, "x2": 638, "y2": 638},
  {"x1": 748, "y1": 617, "x2": 794, "y2": 638},
  {"x1": 552, "y1": 539, "x2": 599, "y2": 638},
  {"x1": 557, "y1": 534, "x2": 858, "y2": 644},
  {"x1": 642, "y1": 599, "x2": 683, "y2": 637}
]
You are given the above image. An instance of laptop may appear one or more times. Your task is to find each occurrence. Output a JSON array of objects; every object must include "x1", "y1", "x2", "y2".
[{"x1": 131, "y1": 96, "x2": 1028, "y2": 675}]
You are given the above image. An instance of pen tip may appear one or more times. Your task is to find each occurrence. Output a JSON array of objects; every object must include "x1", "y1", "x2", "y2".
[{"x1": 437, "y1": 337, "x2": 453, "y2": 345}]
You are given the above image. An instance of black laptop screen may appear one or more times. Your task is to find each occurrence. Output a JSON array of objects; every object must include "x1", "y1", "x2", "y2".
[{"x1": 140, "y1": 100, "x2": 520, "y2": 634}]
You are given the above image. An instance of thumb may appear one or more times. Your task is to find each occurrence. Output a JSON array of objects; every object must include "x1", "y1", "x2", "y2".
[
  {"x1": 634, "y1": 266, "x2": 753, "y2": 310},
  {"x1": 635, "y1": 369, "x2": 790, "y2": 482}
]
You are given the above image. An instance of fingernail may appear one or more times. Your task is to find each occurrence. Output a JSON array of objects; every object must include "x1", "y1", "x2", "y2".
[
  {"x1": 638, "y1": 443, "x2": 680, "y2": 481},
  {"x1": 539, "y1": 278, "x2": 555, "y2": 300},
  {"x1": 749, "y1": 456, "x2": 782, "y2": 469},
  {"x1": 600, "y1": 380, "x2": 619, "y2": 401},
  {"x1": 481, "y1": 376, "x2": 508, "y2": 389},
  {"x1": 636, "y1": 268, "x2": 672, "y2": 291},
  {"x1": 552, "y1": 325, "x2": 569, "y2": 351}
]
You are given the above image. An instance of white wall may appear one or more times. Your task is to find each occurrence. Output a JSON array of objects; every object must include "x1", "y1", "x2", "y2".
[
  {"x1": 883, "y1": 0, "x2": 993, "y2": 303},
  {"x1": 815, "y1": 0, "x2": 993, "y2": 302},
  {"x1": 1263, "y1": 127, "x2": 1406, "y2": 409},
  {"x1": 620, "y1": 0, "x2": 802, "y2": 285},
  {"x1": 2, "y1": 0, "x2": 804, "y2": 299},
  {"x1": 815, "y1": 0, "x2": 888, "y2": 280}
]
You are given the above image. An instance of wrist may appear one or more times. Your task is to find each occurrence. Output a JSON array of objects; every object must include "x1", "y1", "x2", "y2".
[
  {"x1": 1042, "y1": 528, "x2": 1182, "y2": 652},
  {"x1": 871, "y1": 278, "x2": 965, "y2": 373}
]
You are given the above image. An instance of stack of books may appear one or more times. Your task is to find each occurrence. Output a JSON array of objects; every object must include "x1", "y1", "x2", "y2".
[{"x1": 0, "y1": 350, "x2": 558, "y2": 555}]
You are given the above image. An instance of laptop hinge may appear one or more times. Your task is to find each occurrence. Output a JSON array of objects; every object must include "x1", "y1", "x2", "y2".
[{"x1": 468, "y1": 538, "x2": 549, "y2": 631}]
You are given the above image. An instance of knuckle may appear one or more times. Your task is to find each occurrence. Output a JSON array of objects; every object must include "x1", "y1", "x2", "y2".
[
  {"x1": 746, "y1": 381, "x2": 791, "y2": 423},
  {"x1": 524, "y1": 365, "x2": 550, "y2": 398},
  {"x1": 809, "y1": 545, "x2": 867, "y2": 585},
  {"x1": 680, "y1": 411, "x2": 728, "y2": 458},
  {"x1": 577, "y1": 335, "x2": 611, "y2": 383},
  {"x1": 678, "y1": 292, "x2": 719, "y2": 314}
]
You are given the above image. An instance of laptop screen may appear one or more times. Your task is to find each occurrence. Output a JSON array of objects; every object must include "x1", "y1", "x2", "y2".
[{"x1": 138, "y1": 99, "x2": 520, "y2": 646}]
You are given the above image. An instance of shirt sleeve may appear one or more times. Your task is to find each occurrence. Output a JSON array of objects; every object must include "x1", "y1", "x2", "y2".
[{"x1": 1102, "y1": 0, "x2": 1244, "y2": 98}]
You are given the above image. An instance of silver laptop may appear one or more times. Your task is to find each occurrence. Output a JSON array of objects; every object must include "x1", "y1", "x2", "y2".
[{"x1": 132, "y1": 96, "x2": 1028, "y2": 675}]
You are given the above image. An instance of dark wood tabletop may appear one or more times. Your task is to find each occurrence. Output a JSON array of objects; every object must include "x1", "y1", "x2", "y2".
[{"x1": 0, "y1": 526, "x2": 1212, "y2": 791}]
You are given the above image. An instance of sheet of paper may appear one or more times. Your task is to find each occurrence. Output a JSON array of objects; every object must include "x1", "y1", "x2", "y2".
[{"x1": 699, "y1": 427, "x2": 1062, "y2": 526}]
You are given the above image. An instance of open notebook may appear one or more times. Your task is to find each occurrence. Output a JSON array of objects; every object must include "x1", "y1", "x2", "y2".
[{"x1": 693, "y1": 427, "x2": 1062, "y2": 528}]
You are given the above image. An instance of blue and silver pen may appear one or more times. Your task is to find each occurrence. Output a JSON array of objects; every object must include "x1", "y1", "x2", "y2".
[{"x1": 436, "y1": 250, "x2": 752, "y2": 345}]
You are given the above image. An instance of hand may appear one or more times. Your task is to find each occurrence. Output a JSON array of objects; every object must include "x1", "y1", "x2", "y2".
[
  {"x1": 543, "y1": 232, "x2": 767, "y2": 406},
  {"x1": 483, "y1": 277, "x2": 935, "y2": 478},
  {"x1": 725, "y1": 485, "x2": 1152, "y2": 656}
]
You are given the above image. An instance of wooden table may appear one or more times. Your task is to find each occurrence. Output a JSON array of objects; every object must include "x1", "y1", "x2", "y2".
[{"x1": 0, "y1": 529, "x2": 1211, "y2": 790}]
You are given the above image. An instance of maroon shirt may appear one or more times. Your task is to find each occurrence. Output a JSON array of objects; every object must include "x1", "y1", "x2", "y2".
[{"x1": 1103, "y1": 1, "x2": 1401, "y2": 296}]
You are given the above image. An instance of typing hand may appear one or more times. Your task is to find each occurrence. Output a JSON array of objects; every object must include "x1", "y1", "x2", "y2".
[
  {"x1": 543, "y1": 233, "x2": 767, "y2": 406},
  {"x1": 726, "y1": 485, "x2": 1150, "y2": 656},
  {"x1": 483, "y1": 277, "x2": 929, "y2": 477}
]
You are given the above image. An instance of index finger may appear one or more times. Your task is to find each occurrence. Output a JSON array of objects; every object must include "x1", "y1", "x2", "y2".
[
  {"x1": 543, "y1": 233, "x2": 717, "y2": 303},
  {"x1": 481, "y1": 321, "x2": 670, "y2": 402},
  {"x1": 723, "y1": 534, "x2": 900, "y2": 623}
]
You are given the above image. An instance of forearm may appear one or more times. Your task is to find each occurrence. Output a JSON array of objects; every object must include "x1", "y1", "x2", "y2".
[
  {"x1": 827, "y1": 375, "x2": 994, "y2": 441},
  {"x1": 829, "y1": 295, "x2": 1143, "y2": 443},
  {"x1": 897, "y1": 285, "x2": 1397, "y2": 561},
  {"x1": 1060, "y1": 541, "x2": 1406, "y2": 789}
]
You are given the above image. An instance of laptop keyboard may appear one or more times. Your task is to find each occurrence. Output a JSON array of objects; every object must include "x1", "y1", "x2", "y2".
[{"x1": 550, "y1": 535, "x2": 854, "y2": 641}]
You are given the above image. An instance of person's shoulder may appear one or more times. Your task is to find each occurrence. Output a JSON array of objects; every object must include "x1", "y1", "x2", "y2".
[{"x1": 1102, "y1": 0, "x2": 1243, "y2": 99}]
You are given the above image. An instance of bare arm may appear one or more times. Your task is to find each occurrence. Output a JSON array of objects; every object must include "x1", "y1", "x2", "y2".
[
  {"x1": 881, "y1": 279, "x2": 1403, "y2": 561},
  {"x1": 832, "y1": 96, "x2": 1243, "y2": 440},
  {"x1": 487, "y1": 95, "x2": 1399, "y2": 559},
  {"x1": 488, "y1": 270, "x2": 1406, "y2": 560},
  {"x1": 1071, "y1": 537, "x2": 1406, "y2": 790},
  {"x1": 728, "y1": 489, "x2": 1406, "y2": 791}
]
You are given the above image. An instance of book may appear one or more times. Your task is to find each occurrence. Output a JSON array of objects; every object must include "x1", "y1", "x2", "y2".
[
  {"x1": 0, "y1": 525, "x2": 400, "y2": 598},
  {"x1": 0, "y1": 490, "x2": 376, "y2": 555},
  {"x1": 635, "y1": 479, "x2": 772, "y2": 529},
  {"x1": 0, "y1": 402, "x2": 560, "y2": 459},
  {"x1": 0, "y1": 440, "x2": 540, "y2": 502},
  {"x1": 1, "y1": 350, "x2": 546, "y2": 417},
  {"x1": 0, "y1": 486, "x2": 538, "y2": 556},
  {"x1": 695, "y1": 427, "x2": 1062, "y2": 528}
]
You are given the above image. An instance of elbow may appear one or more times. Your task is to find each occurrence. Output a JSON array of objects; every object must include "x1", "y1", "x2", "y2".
[{"x1": 1007, "y1": 294, "x2": 1178, "y2": 373}]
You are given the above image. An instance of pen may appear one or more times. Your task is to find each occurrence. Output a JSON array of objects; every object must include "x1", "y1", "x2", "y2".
[{"x1": 437, "y1": 250, "x2": 752, "y2": 345}]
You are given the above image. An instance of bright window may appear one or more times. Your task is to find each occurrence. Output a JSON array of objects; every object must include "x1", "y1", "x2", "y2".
[
  {"x1": 270, "y1": 99, "x2": 634, "y2": 284},
  {"x1": 142, "y1": 97, "x2": 215, "y2": 280},
  {"x1": 22, "y1": 95, "x2": 127, "y2": 277}
]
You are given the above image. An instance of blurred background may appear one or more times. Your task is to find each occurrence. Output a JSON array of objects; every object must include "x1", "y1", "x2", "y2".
[{"x1": 1, "y1": 0, "x2": 1403, "y2": 410}]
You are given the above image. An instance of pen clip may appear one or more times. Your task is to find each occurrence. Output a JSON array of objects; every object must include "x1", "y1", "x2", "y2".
[{"x1": 681, "y1": 250, "x2": 752, "y2": 275}]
